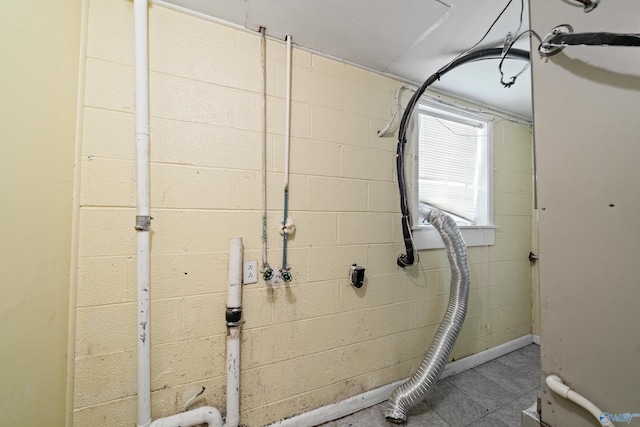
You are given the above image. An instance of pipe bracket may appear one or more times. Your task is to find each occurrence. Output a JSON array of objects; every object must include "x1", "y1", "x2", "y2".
[
  {"x1": 135, "y1": 215, "x2": 152, "y2": 231},
  {"x1": 225, "y1": 306, "x2": 243, "y2": 324}
]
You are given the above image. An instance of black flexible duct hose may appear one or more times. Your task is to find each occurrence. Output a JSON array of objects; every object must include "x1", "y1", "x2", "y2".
[{"x1": 395, "y1": 47, "x2": 530, "y2": 268}]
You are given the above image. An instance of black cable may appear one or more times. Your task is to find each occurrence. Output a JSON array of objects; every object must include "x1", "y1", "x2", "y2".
[
  {"x1": 395, "y1": 48, "x2": 530, "y2": 268},
  {"x1": 437, "y1": 0, "x2": 516, "y2": 78},
  {"x1": 395, "y1": 0, "x2": 528, "y2": 268},
  {"x1": 545, "y1": 32, "x2": 640, "y2": 47}
]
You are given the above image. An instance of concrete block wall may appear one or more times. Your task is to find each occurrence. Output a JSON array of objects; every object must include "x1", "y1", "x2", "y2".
[{"x1": 72, "y1": 1, "x2": 535, "y2": 425}]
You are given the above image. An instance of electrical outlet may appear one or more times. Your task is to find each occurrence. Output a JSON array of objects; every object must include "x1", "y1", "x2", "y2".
[{"x1": 243, "y1": 260, "x2": 258, "y2": 284}]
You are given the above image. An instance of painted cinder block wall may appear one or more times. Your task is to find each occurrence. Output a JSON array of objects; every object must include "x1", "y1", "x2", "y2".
[{"x1": 71, "y1": 1, "x2": 535, "y2": 425}]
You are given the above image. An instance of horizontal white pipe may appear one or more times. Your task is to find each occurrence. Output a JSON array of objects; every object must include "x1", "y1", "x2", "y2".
[
  {"x1": 149, "y1": 406, "x2": 223, "y2": 427},
  {"x1": 546, "y1": 375, "x2": 615, "y2": 427}
]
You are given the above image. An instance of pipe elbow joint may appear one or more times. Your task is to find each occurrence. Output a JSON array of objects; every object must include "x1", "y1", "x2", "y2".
[
  {"x1": 397, "y1": 253, "x2": 414, "y2": 268},
  {"x1": 546, "y1": 375, "x2": 571, "y2": 398}
]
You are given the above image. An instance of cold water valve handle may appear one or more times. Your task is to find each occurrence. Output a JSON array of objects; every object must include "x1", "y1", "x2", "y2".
[{"x1": 280, "y1": 268, "x2": 292, "y2": 283}]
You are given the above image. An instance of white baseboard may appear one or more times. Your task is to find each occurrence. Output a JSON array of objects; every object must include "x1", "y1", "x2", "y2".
[
  {"x1": 266, "y1": 379, "x2": 405, "y2": 427},
  {"x1": 440, "y1": 334, "x2": 534, "y2": 379},
  {"x1": 533, "y1": 334, "x2": 541, "y2": 345},
  {"x1": 267, "y1": 334, "x2": 536, "y2": 427}
]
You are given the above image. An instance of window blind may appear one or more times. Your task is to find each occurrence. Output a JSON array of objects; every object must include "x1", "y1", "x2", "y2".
[{"x1": 417, "y1": 113, "x2": 480, "y2": 222}]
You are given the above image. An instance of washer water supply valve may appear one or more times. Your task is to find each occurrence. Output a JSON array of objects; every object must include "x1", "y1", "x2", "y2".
[
  {"x1": 262, "y1": 266, "x2": 274, "y2": 282},
  {"x1": 349, "y1": 264, "x2": 365, "y2": 288},
  {"x1": 280, "y1": 268, "x2": 292, "y2": 283}
]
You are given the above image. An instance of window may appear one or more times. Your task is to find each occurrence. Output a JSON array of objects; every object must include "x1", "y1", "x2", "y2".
[{"x1": 411, "y1": 99, "x2": 495, "y2": 249}]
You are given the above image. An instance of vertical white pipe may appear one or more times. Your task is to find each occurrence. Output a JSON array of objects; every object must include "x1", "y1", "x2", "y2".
[
  {"x1": 284, "y1": 35, "x2": 292, "y2": 187},
  {"x1": 134, "y1": 0, "x2": 151, "y2": 426},
  {"x1": 137, "y1": 235, "x2": 151, "y2": 427},
  {"x1": 280, "y1": 35, "x2": 293, "y2": 280},
  {"x1": 260, "y1": 28, "x2": 270, "y2": 274},
  {"x1": 134, "y1": 2, "x2": 243, "y2": 426},
  {"x1": 227, "y1": 238, "x2": 243, "y2": 308},
  {"x1": 226, "y1": 329, "x2": 241, "y2": 427},
  {"x1": 226, "y1": 238, "x2": 243, "y2": 427}
]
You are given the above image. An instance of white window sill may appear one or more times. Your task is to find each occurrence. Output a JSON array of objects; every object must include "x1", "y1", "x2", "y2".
[{"x1": 413, "y1": 225, "x2": 496, "y2": 250}]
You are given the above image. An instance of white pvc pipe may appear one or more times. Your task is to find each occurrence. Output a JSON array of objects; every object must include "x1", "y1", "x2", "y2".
[
  {"x1": 141, "y1": 236, "x2": 244, "y2": 427},
  {"x1": 227, "y1": 238, "x2": 243, "y2": 308},
  {"x1": 546, "y1": 375, "x2": 615, "y2": 427},
  {"x1": 226, "y1": 328, "x2": 241, "y2": 427},
  {"x1": 260, "y1": 27, "x2": 270, "y2": 274},
  {"x1": 279, "y1": 35, "x2": 293, "y2": 280},
  {"x1": 134, "y1": 0, "x2": 151, "y2": 426},
  {"x1": 150, "y1": 407, "x2": 223, "y2": 427},
  {"x1": 284, "y1": 35, "x2": 292, "y2": 186},
  {"x1": 226, "y1": 237, "x2": 243, "y2": 427},
  {"x1": 134, "y1": 1, "x2": 243, "y2": 425}
]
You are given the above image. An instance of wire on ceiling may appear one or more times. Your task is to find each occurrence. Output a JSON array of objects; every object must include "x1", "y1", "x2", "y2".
[
  {"x1": 394, "y1": 0, "x2": 533, "y2": 268},
  {"x1": 499, "y1": 29, "x2": 542, "y2": 88}
]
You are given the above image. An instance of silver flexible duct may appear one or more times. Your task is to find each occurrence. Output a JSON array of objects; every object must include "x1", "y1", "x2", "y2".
[{"x1": 385, "y1": 209, "x2": 470, "y2": 423}]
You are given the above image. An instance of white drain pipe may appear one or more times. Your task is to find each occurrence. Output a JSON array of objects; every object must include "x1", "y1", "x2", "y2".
[
  {"x1": 147, "y1": 238, "x2": 243, "y2": 427},
  {"x1": 149, "y1": 407, "x2": 223, "y2": 427},
  {"x1": 225, "y1": 237, "x2": 243, "y2": 427},
  {"x1": 546, "y1": 375, "x2": 615, "y2": 427},
  {"x1": 134, "y1": 0, "x2": 152, "y2": 424},
  {"x1": 134, "y1": 1, "x2": 242, "y2": 426}
]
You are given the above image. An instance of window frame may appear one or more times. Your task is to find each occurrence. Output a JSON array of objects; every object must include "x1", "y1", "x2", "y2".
[{"x1": 410, "y1": 98, "x2": 496, "y2": 250}]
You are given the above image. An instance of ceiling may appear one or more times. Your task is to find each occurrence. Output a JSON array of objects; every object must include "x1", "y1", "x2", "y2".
[{"x1": 160, "y1": 0, "x2": 533, "y2": 119}]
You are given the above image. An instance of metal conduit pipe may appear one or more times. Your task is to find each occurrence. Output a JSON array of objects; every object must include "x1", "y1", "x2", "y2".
[{"x1": 385, "y1": 209, "x2": 470, "y2": 423}]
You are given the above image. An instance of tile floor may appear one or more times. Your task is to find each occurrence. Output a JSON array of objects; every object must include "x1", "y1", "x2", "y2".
[{"x1": 318, "y1": 344, "x2": 540, "y2": 427}]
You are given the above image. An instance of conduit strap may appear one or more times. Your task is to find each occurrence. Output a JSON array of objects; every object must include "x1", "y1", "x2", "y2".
[
  {"x1": 135, "y1": 215, "x2": 152, "y2": 231},
  {"x1": 225, "y1": 306, "x2": 243, "y2": 327},
  {"x1": 544, "y1": 32, "x2": 640, "y2": 48}
]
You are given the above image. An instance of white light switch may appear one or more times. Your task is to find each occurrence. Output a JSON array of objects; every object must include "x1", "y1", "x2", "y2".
[{"x1": 243, "y1": 260, "x2": 258, "y2": 284}]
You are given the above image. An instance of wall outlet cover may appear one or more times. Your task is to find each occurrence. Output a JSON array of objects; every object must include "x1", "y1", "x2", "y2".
[{"x1": 243, "y1": 260, "x2": 258, "y2": 284}]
